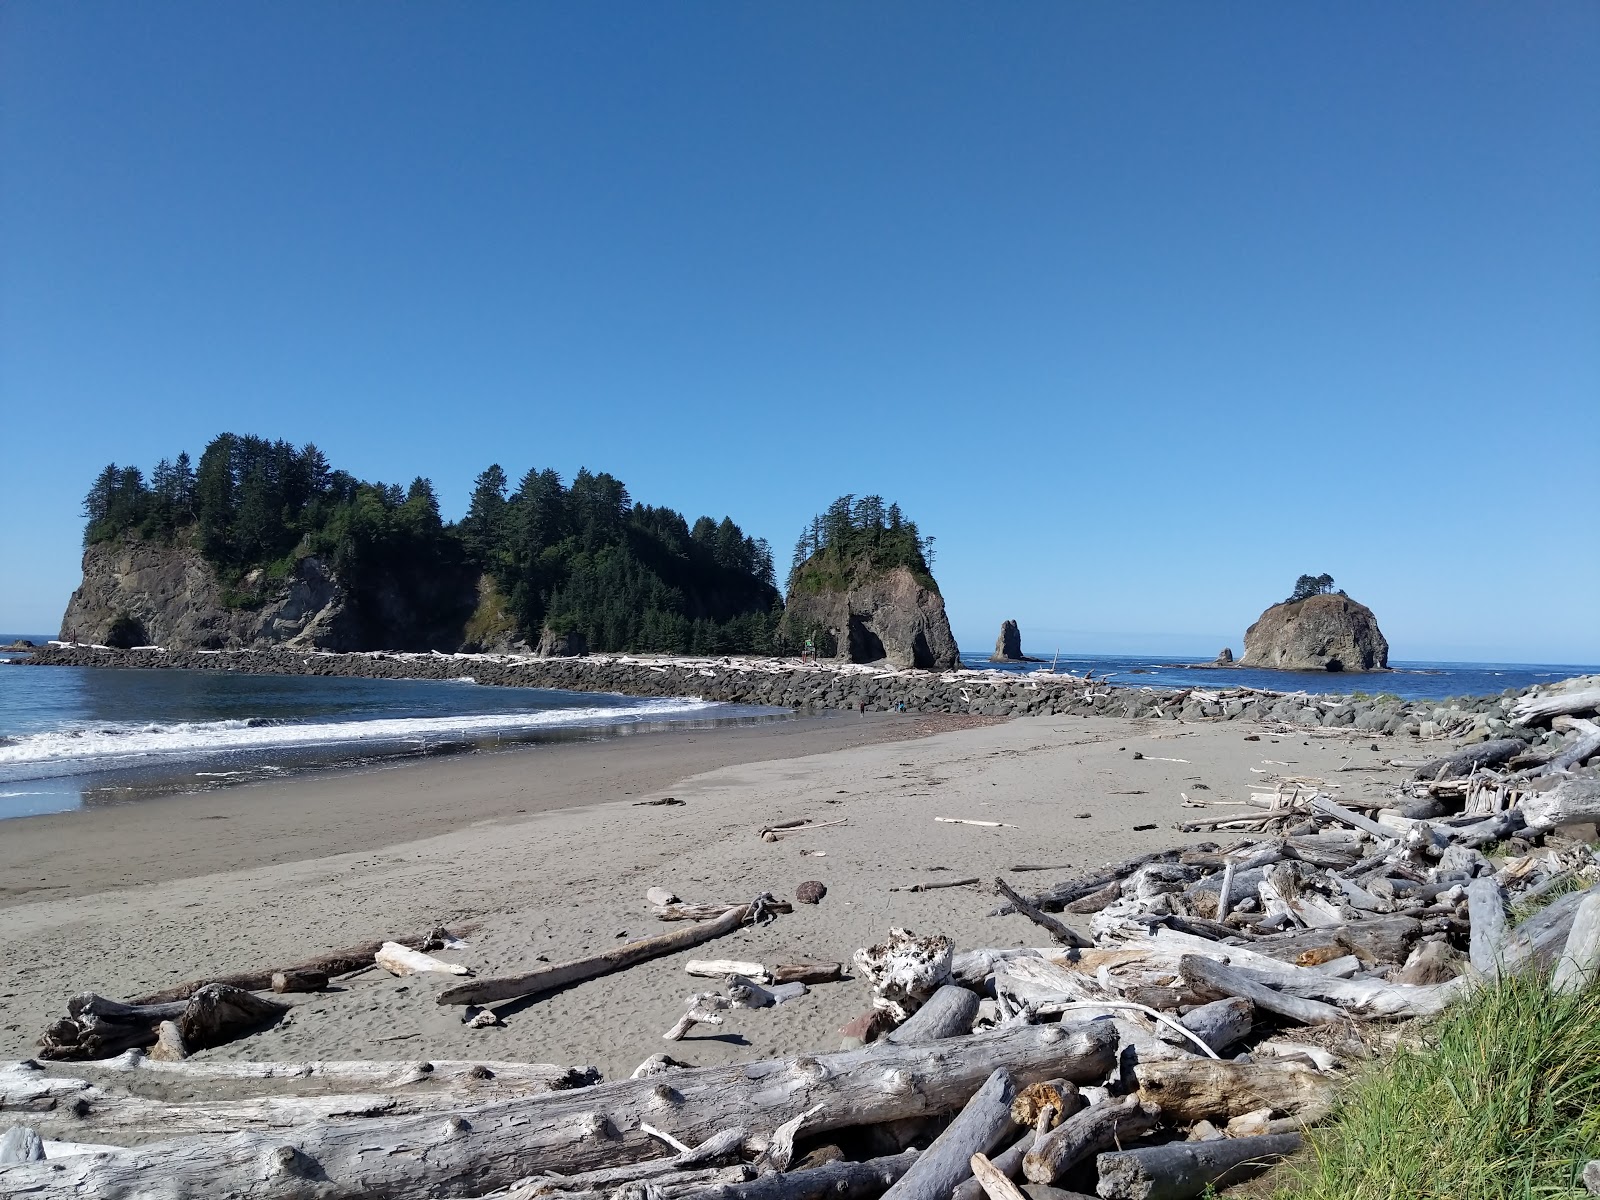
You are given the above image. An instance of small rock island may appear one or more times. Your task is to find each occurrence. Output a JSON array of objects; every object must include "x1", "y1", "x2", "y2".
[{"x1": 1240, "y1": 575, "x2": 1390, "y2": 672}]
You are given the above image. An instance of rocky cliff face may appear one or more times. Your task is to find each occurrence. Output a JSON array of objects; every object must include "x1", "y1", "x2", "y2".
[
  {"x1": 783, "y1": 562, "x2": 959, "y2": 670},
  {"x1": 1240, "y1": 594, "x2": 1390, "y2": 672},
  {"x1": 60, "y1": 539, "x2": 477, "y2": 652}
]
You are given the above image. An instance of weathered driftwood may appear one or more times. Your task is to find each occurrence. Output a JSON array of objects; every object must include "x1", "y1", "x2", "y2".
[
  {"x1": 770, "y1": 962, "x2": 844, "y2": 985},
  {"x1": 1133, "y1": 1059, "x2": 1334, "y2": 1123},
  {"x1": 854, "y1": 929, "x2": 956, "y2": 1022},
  {"x1": 1224, "y1": 963, "x2": 1461, "y2": 1019},
  {"x1": 680, "y1": 1149, "x2": 921, "y2": 1200},
  {"x1": 883, "y1": 984, "x2": 980, "y2": 1045},
  {"x1": 0, "y1": 1022, "x2": 1118, "y2": 1199},
  {"x1": 990, "y1": 852, "x2": 1180, "y2": 916},
  {"x1": 1164, "y1": 997, "x2": 1252, "y2": 1055},
  {"x1": 0, "y1": 1124, "x2": 46, "y2": 1164},
  {"x1": 1504, "y1": 884, "x2": 1600, "y2": 971},
  {"x1": 1519, "y1": 773, "x2": 1600, "y2": 831},
  {"x1": 1511, "y1": 688, "x2": 1600, "y2": 726},
  {"x1": 892, "y1": 877, "x2": 981, "y2": 893},
  {"x1": 1095, "y1": 1131, "x2": 1303, "y2": 1200},
  {"x1": 441, "y1": 900, "x2": 767, "y2": 1007},
  {"x1": 953, "y1": 1130, "x2": 1037, "y2": 1200},
  {"x1": 130, "y1": 929, "x2": 453, "y2": 1005},
  {"x1": 375, "y1": 942, "x2": 470, "y2": 977},
  {"x1": 1467, "y1": 878, "x2": 1508, "y2": 980},
  {"x1": 1551, "y1": 893, "x2": 1600, "y2": 995},
  {"x1": 1021, "y1": 1094, "x2": 1159, "y2": 1185},
  {"x1": 1526, "y1": 719, "x2": 1600, "y2": 777},
  {"x1": 994, "y1": 879, "x2": 1092, "y2": 949},
  {"x1": 1243, "y1": 917, "x2": 1421, "y2": 966},
  {"x1": 880, "y1": 1068, "x2": 1018, "y2": 1200},
  {"x1": 968, "y1": 1151, "x2": 1028, "y2": 1200},
  {"x1": 83, "y1": 1052, "x2": 589, "y2": 1091},
  {"x1": 686, "y1": 960, "x2": 767, "y2": 981},
  {"x1": 1411, "y1": 739, "x2": 1526, "y2": 781},
  {"x1": 1177, "y1": 956, "x2": 1346, "y2": 1026},
  {"x1": 270, "y1": 970, "x2": 327, "y2": 994},
  {"x1": 148, "y1": 1020, "x2": 187, "y2": 1062},
  {"x1": 38, "y1": 985, "x2": 289, "y2": 1062}
]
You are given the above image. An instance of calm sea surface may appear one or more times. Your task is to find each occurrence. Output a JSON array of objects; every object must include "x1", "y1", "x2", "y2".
[{"x1": 1, "y1": 634, "x2": 1592, "y2": 821}]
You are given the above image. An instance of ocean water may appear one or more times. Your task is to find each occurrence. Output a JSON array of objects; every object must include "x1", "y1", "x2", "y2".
[
  {"x1": 0, "y1": 643, "x2": 785, "y2": 820},
  {"x1": 959, "y1": 651, "x2": 1598, "y2": 700}
]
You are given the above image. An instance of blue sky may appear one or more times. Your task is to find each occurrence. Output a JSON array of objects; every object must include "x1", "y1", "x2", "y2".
[{"x1": 2, "y1": 3, "x2": 1596, "y2": 662}]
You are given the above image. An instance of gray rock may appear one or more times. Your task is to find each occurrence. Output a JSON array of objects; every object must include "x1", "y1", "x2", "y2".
[
  {"x1": 1239, "y1": 593, "x2": 1390, "y2": 673},
  {"x1": 990, "y1": 619, "x2": 1026, "y2": 662},
  {"x1": 536, "y1": 627, "x2": 588, "y2": 658}
]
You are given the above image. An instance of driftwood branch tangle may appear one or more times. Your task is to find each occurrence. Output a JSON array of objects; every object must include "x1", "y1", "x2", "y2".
[
  {"x1": 993, "y1": 879, "x2": 1092, "y2": 948},
  {"x1": 0, "y1": 1022, "x2": 1117, "y2": 1200},
  {"x1": 441, "y1": 901, "x2": 759, "y2": 1007}
]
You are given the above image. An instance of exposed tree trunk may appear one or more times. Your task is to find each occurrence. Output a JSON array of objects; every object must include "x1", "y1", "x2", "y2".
[
  {"x1": 1551, "y1": 893, "x2": 1600, "y2": 996},
  {"x1": 441, "y1": 902, "x2": 761, "y2": 1007},
  {"x1": 1021, "y1": 1095, "x2": 1159, "y2": 1185},
  {"x1": 883, "y1": 985, "x2": 980, "y2": 1045},
  {"x1": 880, "y1": 1069, "x2": 1018, "y2": 1200},
  {"x1": 1132, "y1": 1059, "x2": 1334, "y2": 1124},
  {"x1": 0, "y1": 1022, "x2": 1118, "y2": 1200},
  {"x1": 1095, "y1": 1132, "x2": 1303, "y2": 1199},
  {"x1": 1519, "y1": 774, "x2": 1600, "y2": 832}
]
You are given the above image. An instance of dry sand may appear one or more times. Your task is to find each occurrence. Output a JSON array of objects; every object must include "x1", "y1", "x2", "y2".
[{"x1": 0, "y1": 710, "x2": 1416, "y2": 1098}]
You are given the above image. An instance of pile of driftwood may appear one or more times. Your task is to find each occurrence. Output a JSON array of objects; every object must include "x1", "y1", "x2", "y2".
[{"x1": 5, "y1": 698, "x2": 1600, "y2": 1199}]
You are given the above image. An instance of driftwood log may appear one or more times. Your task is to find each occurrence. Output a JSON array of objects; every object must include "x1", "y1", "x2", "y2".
[
  {"x1": 993, "y1": 879, "x2": 1092, "y2": 949},
  {"x1": 879, "y1": 1068, "x2": 1018, "y2": 1200},
  {"x1": 1511, "y1": 688, "x2": 1600, "y2": 726},
  {"x1": 1411, "y1": 739, "x2": 1526, "y2": 781},
  {"x1": 883, "y1": 985, "x2": 979, "y2": 1045},
  {"x1": 1519, "y1": 773, "x2": 1600, "y2": 831},
  {"x1": 0, "y1": 1022, "x2": 1118, "y2": 1199},
  {"x1": 1095, "y1": 1132, "x2": 1304, "y2": 1199},
  {"x1": 441, "y1": 899, "x2": 771, "y2": 1007},
  {"x1": 78, "y1": 1052, "x2": 592, "y2": 1091},
  {"x1": 1551, "y1": 893, "x2": 1600, "y2": 996},
  {"x1": 681, "y1": 1149, "x2": 920, "y2": 1200},
  {"x1": 1021, "y1": 1094, "x2": 1160, "y2": 1185},
  {"x1": 1133, "y1": 1059, "x2": 1334, "y2": 1123},
  {"x1": 38, "y1": 986, "x2": 289, "y2": 1062}
]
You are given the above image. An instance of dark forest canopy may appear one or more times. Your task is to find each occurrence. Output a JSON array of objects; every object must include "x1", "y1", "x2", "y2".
[
  {"x1": 82, "y1": 435, "x2": 782, "y2": 655},
  {"x1": 788, "y1": 494, "x2": 937, "y2": 593}
]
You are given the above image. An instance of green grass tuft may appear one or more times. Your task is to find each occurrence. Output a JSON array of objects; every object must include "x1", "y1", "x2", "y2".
[{"x1": 1270, "y1": 972, "x2": 1600, "y2": 1199}]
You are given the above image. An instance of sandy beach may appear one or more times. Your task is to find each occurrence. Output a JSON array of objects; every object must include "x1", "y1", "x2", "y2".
[{"x1": 0, "y1": 710, "x2": 1417, "y2": 1101}]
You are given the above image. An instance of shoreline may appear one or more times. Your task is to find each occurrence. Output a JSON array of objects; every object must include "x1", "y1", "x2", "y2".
[{"x1": 0, "y1": 709, "x2": 1417, "y2": 1078}]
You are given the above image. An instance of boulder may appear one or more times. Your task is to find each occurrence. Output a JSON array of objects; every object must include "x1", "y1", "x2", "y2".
[
  {"x1": 1240, "y1": 594, "x2": 1389, "y2": 673},
  {"x1": 783, "y1": 562, "x2": 959, "y2": 671},
  {"x1": 990, "y1": 619, "x2": 1033, "y2": 663},
  {"x1": 536, "y1": 627, "x2": 589, "y2": 658}
]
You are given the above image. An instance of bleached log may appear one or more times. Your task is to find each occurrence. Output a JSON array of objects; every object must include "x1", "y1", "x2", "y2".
[
  {"x1": 375, "y1": 942, "x2": 470, "y2": 977},
  {"x1": 1, "y1": 1023, "x2": 1116, "y2": 1198},
  {"x1": 968, "y1": 1151, "x2": 1028, "y2": 1200},
  {"x1": 1133, "y1": 1059, "x2": 1333, "y2": 1124},
  {"x1": 1551, "y1": 893, "x2": 1600, "y2": 995},
  {"x1": 954, "y1": 1131, "x2": 1038, "y2": 1200},
  {"x1": 882, "y1": 984, "x2": 979, "y2": 1045},
  {"x1": 1095, "y1": 1132, "x2": 1303, "y2": 1199},
  {"x1": 1511, "y1": 688, "x2": 1600, "y2": 726},
  {"x1": 665, "y1": 993, "x2": 731, "y2": 1041},
  {"x1": 1519, "y1": 773, "x2": 1600, "y2": 831},
  {"x1": 131, "y1": 928, "x2": 457, "y2": 1004},
  {"x1": 686, "y1": 960, "x2": 768, "y2": 981},
  {"x1": 442, "y1": 899, "x2": 770, "y2": 1007},
  {"x1": 880, "y1": 1068, "x2": 1018, "y2": 1200},
  {"x1": 77, "y1": 1052, "x2": 587, "y2": 1092},
  {"x1": 990, "y1": 852, "x2": 1181, "y2": 916},
  {"x1": 149, "y1": 1021, "x2": 187, "y2": 1062},
  {"x1": 1020, "y1": 1094, "x2": 1160, "y2": 1185},
  {"x1": 1467, "y1": 878, "x2": 1509, "y2": 981},
  {"x1": 1504, "y1": 884, "x2": 1600, "y2": 971},
  {"x1": 1310, "y1": 796, "x2": 1394, "y2": 842},
  {"x1": 1161, "y1": 997, "x2": 1252, "y2": 1055},
  {"x1": 0, "y1": 1124, "x2": 45, "y2": 1164},
  {"x1": 1224, "y1": 963, "x2": 1462, "y2": 1019},
  {"x1": 770, "y1": 962, "x2": 844, "y2": 985},
  {"x1": 1178, "y1": 955, "x2": 1347, "y2": 1025},
  {"x1": 682, "y1": 1148, "x2": 920, "y2": 1200}
]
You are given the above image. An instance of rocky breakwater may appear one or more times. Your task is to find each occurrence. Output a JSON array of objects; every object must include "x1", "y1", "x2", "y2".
[
  {"x1": 781, "y1": 559, "x2": 959, "y2": 671},
  {"x1": 22, "y1": 646, "x2": 1596, "y2": 758},
  {"x1": 1241, "y1": 593, "x2": 1390, "y2": 673}
]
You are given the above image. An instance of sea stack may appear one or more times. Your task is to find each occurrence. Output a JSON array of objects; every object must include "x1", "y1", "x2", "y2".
[
  {"x1": 1214, "y1": 647, "x2": 1234, "y2": 665},
  {"x1": 990, "y1": 620, "x2": 1027, "y2": 663},
  {"x1": 783, "y1": 564, "x2": 958, "y2": 671},
  {"x1": 1241, "y1": 593, "x2": 1390, "y2": 672}
]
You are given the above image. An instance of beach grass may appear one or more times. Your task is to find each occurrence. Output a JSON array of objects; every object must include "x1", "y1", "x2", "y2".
[{"x1": 1268, "y1": 972, "x2": 1600, "y2": 1199}]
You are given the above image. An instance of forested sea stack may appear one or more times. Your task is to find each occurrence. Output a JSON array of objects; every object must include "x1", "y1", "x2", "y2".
[
  {"x1": 781, "y1": 495, "x2": 959, "y2": 670},
  {"x1": 61, "y1": 434, "x2": 782, "y2": 654},
  {"x1": 1240, "y1": 574, "x2": 1390, "y2": 672}
]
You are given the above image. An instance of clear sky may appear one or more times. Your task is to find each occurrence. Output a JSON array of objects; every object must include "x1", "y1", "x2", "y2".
[{"x1": 2, "y1": 3, "x2": 1596, "y2": 662}]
